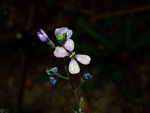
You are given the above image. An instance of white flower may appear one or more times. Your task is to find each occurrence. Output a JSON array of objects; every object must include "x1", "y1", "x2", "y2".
[{"x1": 54, "y1": 39, "x2": 91, "y2": 74}]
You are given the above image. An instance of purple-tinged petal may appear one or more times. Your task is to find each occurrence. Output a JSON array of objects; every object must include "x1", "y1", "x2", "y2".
[
  {"x1": 67, "y1": 30, "x2": 73, "y2": 40},
  {"x1": 64, "y1": 39, "x2": 74, "y2": 52},
  {"x1": 55, "y1": 27, "x2": 73, "y2": 40},
  {"x1": 55, "y1": 27, "x2": 68, "y2": 36},
  {"x1": 37, "y1": 29, "x2": 48, "y2": 42},
  {"x1": 75, "y1": 54, "x2": 91, "y2": 65},
  {"x1": 54, "y1": 46, "x2": 69, "y2": 58},
  {"x1": 69, "y1": 58, "x2": 80, "y2": 74}
]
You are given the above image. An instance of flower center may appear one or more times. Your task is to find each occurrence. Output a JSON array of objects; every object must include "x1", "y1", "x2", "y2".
[{"x1": 70, "y1": 52, "x2": 76, "y2": 58}]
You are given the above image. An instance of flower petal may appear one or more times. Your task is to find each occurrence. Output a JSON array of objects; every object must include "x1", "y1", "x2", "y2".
[
  {"x1": 49, "y1": 67, "x2": 58, "y2": 74},
  {"x1": 37, "y1": 29, "x2": 48, "y2": 42},
  {"x1": 55, "y1": 27, "x2": 73, "y2": 40},
  {"x1": 54, "y1": 46, "x2": 69, "y2": 58},
  {"x1": 69, "y1": 58, "x2": 80, "y2": 74},
  {"x1": 64, "y1": 39, "x2": 74, "y2": 52},
  {"x1": 46, "y1": 69, "x2": 52, "y2": 75},
  {"x1": 67, "y1": 30, "x2": 73, "y2": 40},
  {"x1": 84, "y1": 71, "x2": 92, "y2": 79},
  {"x1": 55, "y1": 27, "x2": 68, "y2": 37},
  {"x1": 49, "y1": 76, "x2": 56, "y2": 85},
  {"x1": 75, "y1": 54, "x2": 91, "y2": 65}
]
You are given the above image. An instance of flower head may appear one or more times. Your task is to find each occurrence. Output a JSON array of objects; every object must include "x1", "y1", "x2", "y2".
[
  {"x1": 37, "y1": 29, "x2": 49, "y2": 42},
  {"x1": 46, "y1": 67, "x2": 62, "y2": 78},
  {"x1": 46, "y1": 67, "x2": 62, "y2": 85},
  {"x1": 78, "y1": 72, "x2": 92, "y2": 88},
  {"x1": 55, "y1": 27, "x2": 73, "y2": 44},
  {"x1": 84, "y1": 71, "x2": 92, "y2": 79},
  {"x1": 54, "y1": 39, "x2": 91, "y2": 74}
]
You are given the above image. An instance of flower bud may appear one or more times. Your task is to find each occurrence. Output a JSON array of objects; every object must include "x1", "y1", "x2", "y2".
[
  {"x1": 55, "y1": 27, "x2": 73, "y2": 45},
  {"x1": 37, "y1": 29, "x2": 49, "y2": 42}
]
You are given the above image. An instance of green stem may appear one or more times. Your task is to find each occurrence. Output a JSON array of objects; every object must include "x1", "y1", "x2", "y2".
[
  {"x1": 61, "y1": 76, "x2": 69, "y2": 80},
  {"x1": 75, "y1": 87, "x2": 79, "y2": 93},
  {"x1": 64, "y1": 65, "x2": 75, "y2": 90},
  {"x1": 74, "y1": 90, "x2": 80, "y2": 106},
  {"x1": 63, "y1": 59, "x2": 80, "y2": 110},
  {"x1": 90, "y1": 96, "x2": 99, "y2": 113},
  {"x1": 47, "y1": 38, "x2": 55, "y2": 48}
]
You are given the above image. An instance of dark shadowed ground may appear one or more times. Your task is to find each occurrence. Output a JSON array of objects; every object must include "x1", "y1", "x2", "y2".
[{"x1": 0, "y1": 0, "x2": 150, "y2": 113}]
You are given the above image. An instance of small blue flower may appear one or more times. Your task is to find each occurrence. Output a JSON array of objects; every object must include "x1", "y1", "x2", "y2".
[
  {"x1": 49, "y1": 76, "x2": 56, "y2": 85},
  {"x1": 46, "y1": 67, "x2": 62, "y2": 85},
  {"x1": 46, "y1": 67, "x2": 61, "y2": 78},
  {"x1": 37, "y1": 29, "x2": 49, "y2": 42},
  {"x1": 46, "y1": 67, "x2": 58, "y2": 75},
  {"x1": 84, "y1": 71, "x2": 92, "y2": 79}
]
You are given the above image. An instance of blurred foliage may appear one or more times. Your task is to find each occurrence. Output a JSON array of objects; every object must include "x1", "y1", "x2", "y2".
[{"x1": 75, "y1": 17, "x2": 150, "y2": 91}]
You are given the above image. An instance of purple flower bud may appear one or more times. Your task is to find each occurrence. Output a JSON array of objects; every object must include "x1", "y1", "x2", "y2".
[
  {"x1": 55, "y1": 27, "x2": 73, "y2": 41},
  {"x1": 37, "y1": 29, "x2": 49, "y2": 42}
]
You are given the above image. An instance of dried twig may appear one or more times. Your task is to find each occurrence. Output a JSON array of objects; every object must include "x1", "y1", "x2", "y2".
[
  {"x1": 13, "y1": 55, "x2": 27, "y2": 113},
  {"x1": 1, "y1": 5, "x2": 150, "y2": 44},
  {"x1": 59, "y1": 4, "x2": 150, "y2": 21},
  {"x1": 24, "y1": 3, "x2": 35, "y2": 30},
  {"x1": 92, "y1": 5, "x2": 150, "y2": 21}
]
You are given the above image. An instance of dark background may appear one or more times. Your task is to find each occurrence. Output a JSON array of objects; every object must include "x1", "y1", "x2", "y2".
[{"x1": 0, "y1": 0, "x2": 150, "y2": 113}]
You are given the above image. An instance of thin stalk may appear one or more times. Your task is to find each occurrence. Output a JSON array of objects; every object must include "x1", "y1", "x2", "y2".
[
  {"x1": 63, "y1": 59, "x2": 80, "y2": 111},
  {"x1": 75, "y1": 87, "x2": 79, "y2": 93},
  {"x1": 61, "y1": 76, "x2": 69, "y2": 80},
  {"x1": 64, "y1": 65, "x2": 75, "y2": 89},
  {"x1": 64, "y1": 65, "x2": 80, "y2": 105},
  {"x1": 90, "y1": 96, "x2": 99, "y2": 113}
]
